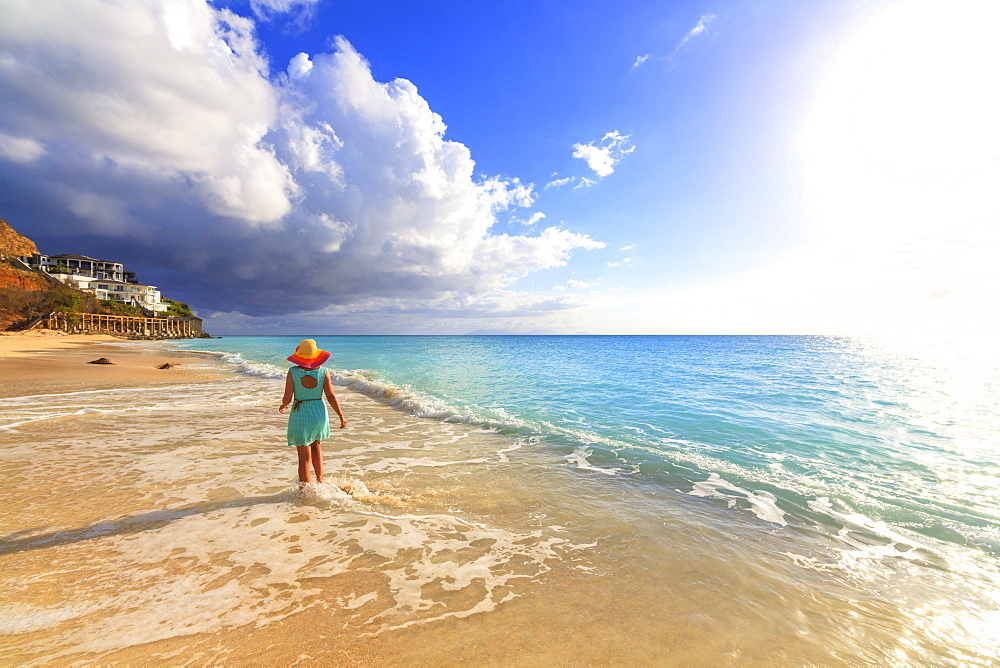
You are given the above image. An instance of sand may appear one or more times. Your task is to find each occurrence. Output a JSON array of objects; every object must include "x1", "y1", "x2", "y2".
[{"x1": 0, "y1": 330, "x2": 227, "y2": 397}]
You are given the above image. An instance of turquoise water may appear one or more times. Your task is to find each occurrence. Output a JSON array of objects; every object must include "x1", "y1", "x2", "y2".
[
  {"x1": 176, "y1": 334, "x2": 999, "y2": 547},
  {"x1": 173, "y1": 334, "x2": 1000, "y2": 657}
]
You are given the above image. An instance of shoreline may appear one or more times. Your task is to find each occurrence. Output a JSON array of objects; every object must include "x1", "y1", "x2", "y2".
[
  {"x1": 1, "y1": 334, "x2": 607, "y2": 664},
  {"x1": 0, "y1": 330, "x2": 230, "y2": 399},
  {"x1": 2, "y1": 333, "x2": 992, "y2": 664}
]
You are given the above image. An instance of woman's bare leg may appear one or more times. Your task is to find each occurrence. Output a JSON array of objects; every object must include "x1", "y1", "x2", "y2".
[
  {"x1": 310, "y1": 441, "x2": 324, "y2": 483},
  {"x1": 296, "y1": 445, "x2": 312, "y2": 483}
]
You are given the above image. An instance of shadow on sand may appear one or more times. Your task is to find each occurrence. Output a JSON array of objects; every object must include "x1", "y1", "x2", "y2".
[{"x1": 0, "y1": 494, "x2": 290, "y2": 555}]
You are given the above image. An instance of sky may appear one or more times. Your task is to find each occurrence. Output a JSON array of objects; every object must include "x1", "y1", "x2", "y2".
[{"x1": 0, "y1": 0, "x2": 997, "y2": 337}]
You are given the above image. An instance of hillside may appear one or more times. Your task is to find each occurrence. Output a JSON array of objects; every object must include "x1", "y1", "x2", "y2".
[
  {"x1": 0, "y1": 219, "x2": 206, "y2": 335},
  {"x1": 0, "y1": 219, "x2": 102, "y2": 330},
  {"x1": 0, "y1": 219, "x2": 50, "y2": 292},
  {"x1": 0, "y1": 218, "x2": 38, "y2": 256}
]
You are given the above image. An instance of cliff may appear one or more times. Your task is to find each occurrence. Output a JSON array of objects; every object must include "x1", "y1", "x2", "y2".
[
  {"x1": 0, "y1": 264, "x2": 50, "y2": 290},
  {"x1": 0, "y1": 220, "x2": 58, "y2": 328},
  {"x1": 0, "y1": 218, "x2": 38, "y2": 256},
  {"x1": 0, "y1": 219, "x2": 49, "y2": 291}
]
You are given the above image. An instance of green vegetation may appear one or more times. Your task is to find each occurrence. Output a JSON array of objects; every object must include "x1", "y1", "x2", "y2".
[
  {"x1": 99, "y1": 299, "x2": 144, "y2": 317},
  {"x1": 162, "y1": 298, "x2": 193, "y2": 317},
  {"x1": 0, "y1": 285, "x2": 199, "y2": 330},
  {"x1": 0, "y1": 282, "x2": 103, "y2": 329}
]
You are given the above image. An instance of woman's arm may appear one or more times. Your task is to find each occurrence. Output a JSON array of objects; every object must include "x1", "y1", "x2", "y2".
[
  {"x1": 323, "y1": 370, "x2": 347, "y2": 428},
  {"x1": 278, "y1": 370, "x2": 294, "y2": 413}
]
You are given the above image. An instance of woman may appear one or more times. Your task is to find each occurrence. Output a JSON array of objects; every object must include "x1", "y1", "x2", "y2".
[{"x1": 278, "y1": 339, "x2": 347, "y2": 484}]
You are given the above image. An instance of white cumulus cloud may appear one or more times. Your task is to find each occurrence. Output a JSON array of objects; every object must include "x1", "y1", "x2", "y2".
[
  {"x1": 572, "y1": 131, "x2": 635, "y2": 178},
  {"x1": 287, "y1": 52, "x2": 313, "y2": 79},
  {"x1": 0, "y1": 1, "x2": 604, "y2": 319},
  {"x1": 0, "y1": 0, "x2": 293, "y2": 224}
]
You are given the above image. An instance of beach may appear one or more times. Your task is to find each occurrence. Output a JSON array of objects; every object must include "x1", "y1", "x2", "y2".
[
  {"x1": 3, "y1": 0, "x2": 996, "y2": 662},
  {"x1": 1, "y1": 333, "x2": 997, "y2": 665},
  {"x1": 0, "y1": 331, "x2": 227, "y2": 394}
]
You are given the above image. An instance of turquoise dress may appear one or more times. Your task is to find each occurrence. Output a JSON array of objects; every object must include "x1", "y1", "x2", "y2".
[{"x1": 286, "y1": 366, "x2": 331, "y2": 446}]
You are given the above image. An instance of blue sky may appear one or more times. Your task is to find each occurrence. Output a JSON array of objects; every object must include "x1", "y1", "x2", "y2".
[{"x1": 1, "y1": 0, "x2": 997, "y2": 338}]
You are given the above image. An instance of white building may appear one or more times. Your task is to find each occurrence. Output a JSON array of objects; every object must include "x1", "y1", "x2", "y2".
[
  {"x1": 53, "y1": 274, "x2": 169, "y2": 313},
  {"x1": 23, "y1": 253, "x2": 170, "y2": 313},
  {"x1": 21, "y1": 253, "x2": 126, "y2": 282}
]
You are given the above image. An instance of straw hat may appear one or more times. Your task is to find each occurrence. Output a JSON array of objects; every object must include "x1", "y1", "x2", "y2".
[{"x1": 287, "y1": 339, "x2": 330, "y2": 369}]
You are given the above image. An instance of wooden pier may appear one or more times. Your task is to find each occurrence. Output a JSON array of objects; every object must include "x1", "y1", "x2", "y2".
[{"x1": 42, "y1": 312, "x2": 205, "y2": 338}]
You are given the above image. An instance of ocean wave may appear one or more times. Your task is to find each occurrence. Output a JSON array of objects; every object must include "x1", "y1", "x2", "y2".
[
  {"x1": 195, "y1": 345, "x2": 983, "y2": 546},
  {"x1": 212, "y1": 352, "x2": 286, "y2": 379},
  {"x1": 210, "y1": 351, "x2": 544, "y2": 433},
  {"x1": 689, "y1": 472, "x2": 787, "y2": 526},
  {"x1": 204, "y1": 349, "x2": 661, "y2": 485},
  {"x1": 174, "y1": 349, "x2": 231, "y2": 359}
]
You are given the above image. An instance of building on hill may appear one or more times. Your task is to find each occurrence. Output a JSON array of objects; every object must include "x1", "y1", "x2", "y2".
[
  {"x1": 2, "y1": 222, "x2": 205, "y2": 334},
  {"x1": 21, "y1": 252, "x2": 168, "y2": 314},
  {"x1": 54, "y1": 274, "x2": 169, "y2": 313},
  {"x1": 21, "y1": 253, "x2": 126, "y2": 282}
]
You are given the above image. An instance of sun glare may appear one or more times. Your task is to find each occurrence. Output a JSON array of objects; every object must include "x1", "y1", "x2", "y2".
[
  {"x1": 600, "y1": 1, "x2": 999, "y2": 338},
  {"x1": 795, "y1": 0, "x2": 1000, "y2": 339}
]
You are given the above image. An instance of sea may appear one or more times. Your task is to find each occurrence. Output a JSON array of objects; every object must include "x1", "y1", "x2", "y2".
[{"x1": 2, "y1": 334, "x2": 999, "y2": 664}]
